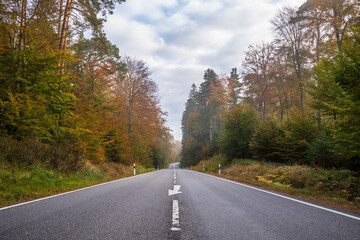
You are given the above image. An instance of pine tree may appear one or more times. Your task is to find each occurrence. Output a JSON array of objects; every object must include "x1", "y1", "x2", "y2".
[
  {"x1": 181, "y1": 83, "x2": 198, "y2": 142},
  {"x1": 228, "y1": 68, "x2": 241, "y2": 110}
]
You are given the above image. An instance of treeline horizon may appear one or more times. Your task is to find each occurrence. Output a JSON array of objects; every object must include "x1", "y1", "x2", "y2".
[
  {"x1": 181, "y1": 0, "x2": 360, "y2": 170},
  {"x1": 0, "y1": 0, "x2": 176, "y2": 172}
]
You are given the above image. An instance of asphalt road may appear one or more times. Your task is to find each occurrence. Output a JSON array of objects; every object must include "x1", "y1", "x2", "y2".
[{"x1": 1, "y1": 163, "x2": 359, "y2": 239}]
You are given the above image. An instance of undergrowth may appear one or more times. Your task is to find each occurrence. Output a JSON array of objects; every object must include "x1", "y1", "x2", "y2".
[
  {"x1": 0, "y1": 161, "x2": 153, "y2": 207},
  {"x1": 193, "y1": 156, "x2": 360, "y2": 213}
]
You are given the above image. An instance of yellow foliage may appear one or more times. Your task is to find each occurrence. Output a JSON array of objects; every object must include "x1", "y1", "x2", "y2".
[
  {"x1": 256, "y1": 176, "x2": 273, "y2": 184},
  {"x1": 273, "y1": 182, "x2": 292, "y2": 188}
]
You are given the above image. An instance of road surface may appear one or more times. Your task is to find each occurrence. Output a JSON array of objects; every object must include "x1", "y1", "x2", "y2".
[{"x1": 1, "y1": 163, "x2": 359, "y2": 239}]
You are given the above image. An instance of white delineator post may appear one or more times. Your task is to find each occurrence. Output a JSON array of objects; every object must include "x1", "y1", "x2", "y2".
[
  {"x1": 218, "y1": 164, "x2": 221, "y2": 175},
  {"x1": 133, "y1": 163, "x2": 136, "y2": 176},
  {"x1": 202, "y1": 164, "x2": 204, "y2": 172}
]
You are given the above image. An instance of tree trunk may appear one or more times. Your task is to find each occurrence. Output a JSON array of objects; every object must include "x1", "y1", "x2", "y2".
[
  {"x1": 18, "y1": 0, "x2": 27, "y2": 51},
  {"x1": 332, "y1": 4, "x2": 342, "y2": 51},
  {"x1": 295, "y1": 49, "x2": 304, "y2": 110},
  {"x1": 279, "y1": 95, "x2": 283, "y2": 121},
  {"x1": 59, "y1": 0, "x2": 74, "y2": 51},
  {"x1": 58, "y1": 0, "x2": 64, "y2": 42},
  {"x1": 209, "y1": 120, "x2": 213, "y2": 141},
  {"x1": 128, "y1": 100, "x2": 132, "y2": 135},
  {"x1": 58, "y1": 0, "x2": 74, "y2": 74},
  {"x1": 316, "y1": 111, "x2": 321, "y2": 130},
  {"x1": 259, "y1": 101, "x2": 265, "y2": 119}
]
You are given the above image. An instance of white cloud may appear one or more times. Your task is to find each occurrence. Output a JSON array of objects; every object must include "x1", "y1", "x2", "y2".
[
  {"x1": 181, "y1": 0, "x2": 224, "y2": 17},
  {"x1": 104, "y1": 16, "x2": 161, "y2": 59},
  {"x1": 104, "y1": 0, "x2": 305, "y2": 140},
  {"x1": 114, "y1": 0, "x2": 178, "y2": 21}
]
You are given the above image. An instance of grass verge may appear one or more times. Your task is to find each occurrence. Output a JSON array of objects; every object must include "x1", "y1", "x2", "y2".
[
  {"x1": 193, "y1": 156, "x2": 360, "y2": 214},
  {"x1": 0, "y1": 161, "x2": 155, "y2": 208}
]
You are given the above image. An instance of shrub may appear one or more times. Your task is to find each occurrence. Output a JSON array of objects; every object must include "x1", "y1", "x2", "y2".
[
  {"x1": 0, "y1": 137, "x2": 11, "y2": 163},
  {"x1": 105, "y1": 131, "x2": 130, "y2": 164},
  {"x1": 0, "y1": 137, "x2": 85, "y2": 173},
  {"x1": 219, "y1": 106, "x2": 257, "y2": 160},
  {"x1": 5, "y1": 137, "x2": 45, "y2": 165},
  {"x1": 283, "y1": 165, "x2": 317, "y2": 188},
  {"x1": 306, "y1": 131, "x2": 339, "y2": 168},
  {"x1": 180, "y1": 137, "x2": 202, "y2": 167},
  {"x1": 151, "y1": 146, "x2": 166, "y2": 169},
  {"x1": 194, "y1": 155, "x2": 228, "y2": 173},
  {"x1": 29, "y1": 164, "x2": 58, "y2": 186},
  {"x1": 279, "y1": 112, "x2": 318, "y2": 163},
  {"x1": 47, "y1": 142, "x2": 86, "y2": 173},
  {"x1": 200, "y1": 141, "x2": 219, "y2": 160},
  {"x1": 250, "y1": 120, "x2": 284, "y2": 162}
]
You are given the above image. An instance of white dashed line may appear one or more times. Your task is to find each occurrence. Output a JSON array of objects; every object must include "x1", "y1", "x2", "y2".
[
  {"x1": 170, "y1": 168, "x2": 181, "y2": 231},
  {"x1": 171, "y1": 199, "x2": 180, "y2": 231}
]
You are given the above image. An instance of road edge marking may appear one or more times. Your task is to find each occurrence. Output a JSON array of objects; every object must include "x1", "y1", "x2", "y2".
[
  {"x1": 192, "y1": 170, "x2": 360, "y2": 221},
  {"x1": 0, "y1": 170, "x2": 159, "y2": 211}
]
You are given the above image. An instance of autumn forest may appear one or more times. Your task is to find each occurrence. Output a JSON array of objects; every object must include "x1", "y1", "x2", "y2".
[
  {"x1": 0, "y1": 0, "x2": 175, "y2": 175},
  {"x1": 181, "y1": 0, "x2": 360, "y2": 171},
  {"x1": 0, "y1": 0, "x2": 360, "y2": 207}
]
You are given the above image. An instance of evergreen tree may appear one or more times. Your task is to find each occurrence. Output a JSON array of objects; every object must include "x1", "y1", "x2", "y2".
[
  {"x1": 250, "y1": 120, "x2": 284, "y2": 162},
  {"x1": 181, "y1": 84, "x2": 198, "y2": 142},
  {"x1": 228, "y1": 68, "x2": 241, "y2": 110},
  {"x1": 219, "y1": 106, "x2": 258, "y2": 160},
  {"x1": 197, "y1": 69, "x2": 218, "y2": 142},
  {"x1": 279, "y1": 112, "x2": 318, "y2": 163}
]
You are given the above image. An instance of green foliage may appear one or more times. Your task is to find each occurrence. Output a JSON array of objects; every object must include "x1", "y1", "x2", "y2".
[
  {"x1": 279, "y1": 112, "x2": 318, "y2": 163},
  {"x1": 0, "y1": 137, "x2": 85, "y2": 173},
  {"x1": 151, "y1": 146, "x2": 166, "y2": 169},
  {"x1": 0, "y1": 164, "x2": 107, "y2": 207},
  {"x1": 219, "y1": 106, "x2": 258, "y2": 160},
  {"x1": 331, "y1": 28, "x2": 360, "y2": 168},
  {"x1": 181, "y1": 69, "x2": 228, "y2": 167},
  {"x1": 0, "y1": 46, "x2": 75, "y2": 140},
  {"x1": 250, "y1": 120, "x2": 284, "y2": 162},
  {"x1": 104, "y1": 130, "x2": 130, "y2": 164},
  {"x1": 0, "y1": 1, "x2": 169, "y2": 209},
  {"x1": 310, "y1": 26, "x2": 360, "y2": 169},
  {"x1": 306, "y1": 131, "x2": 339, "y2": 168},
  {"x1": 180, "y1": 137, "x2": 202, "y2": 168},
  {"x1": 228, "y1": 68, "x2": 241, "y2": 110},
  {"x1": 181, "y1": 84, "x2": 198, "y2": 141},
  {"x1": 193, "y1": 155, "x2": 228, "y2": 173},
  {"x1": 333, "y1": 27, "x2": 360, "y2": 102}
]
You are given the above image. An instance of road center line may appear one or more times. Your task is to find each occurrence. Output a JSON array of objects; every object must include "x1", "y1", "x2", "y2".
[{"x1": 171, "y1": 199, "x2": 180, "y2": 231}]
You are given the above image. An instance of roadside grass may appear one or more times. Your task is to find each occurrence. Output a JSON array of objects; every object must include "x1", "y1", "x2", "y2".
[
  {"x1": 193, "y1": 156, "x2": 360, "y2": 214},
  {"x1": 0, "y1": 161, "x2": 155, "y2": 208}
]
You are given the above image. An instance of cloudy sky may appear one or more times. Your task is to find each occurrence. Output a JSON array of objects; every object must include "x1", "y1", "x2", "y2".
[{"x1": 104, "y1": 0, "x2": 304, "y2": 141}]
